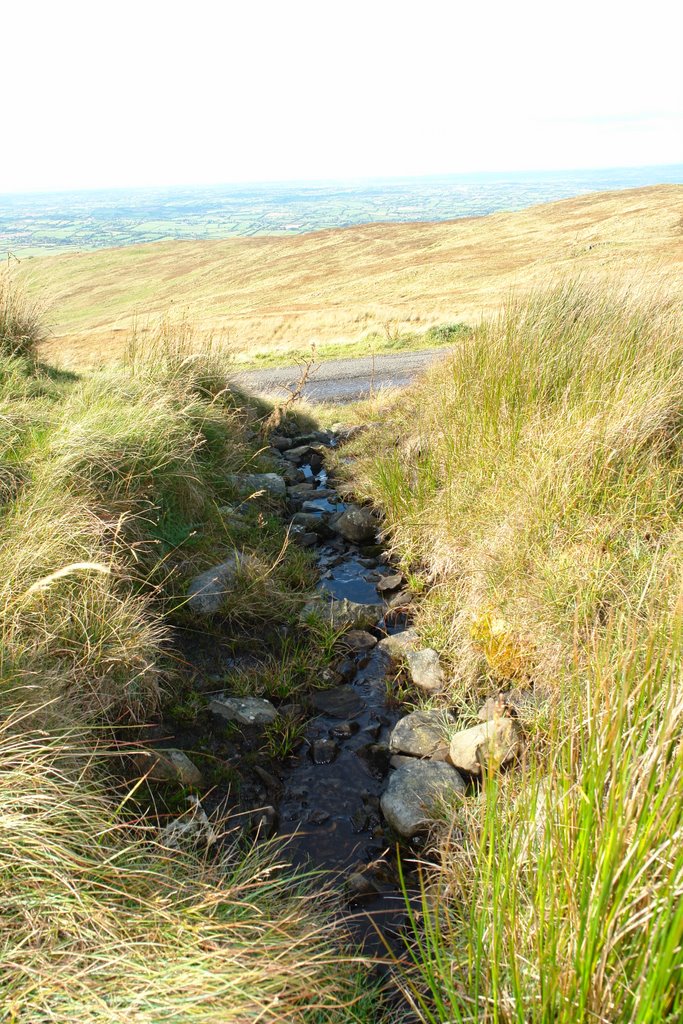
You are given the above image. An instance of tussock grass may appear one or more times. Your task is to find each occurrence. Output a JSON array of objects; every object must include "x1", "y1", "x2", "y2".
[
  {"x1": 0, "y1": 716, "x2": 375, "y2": 1023},
  {"x1": 349, "y1": 282, "x2": 683, "y2": 694},
  {"x1": 345, "y1": 283, "x2": 683, "y2": 1020},
  {"x1": 0, "y1": 269, "x2": 47, "y2": 357}
]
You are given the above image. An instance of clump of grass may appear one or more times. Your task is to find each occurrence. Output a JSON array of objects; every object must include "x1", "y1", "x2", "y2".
[
  {"x1": 0, "y1": 716, "x2": 378, "y2": 1023},
  {"x1": 396, "y1": 613, "x2": 683, "y2": 1023},
  {"x1": 348, "y1": 282, "x2": 683, "y2": 697},
  {"x1": 0, "y1": 269, "x2": 47, "y2": 357}
]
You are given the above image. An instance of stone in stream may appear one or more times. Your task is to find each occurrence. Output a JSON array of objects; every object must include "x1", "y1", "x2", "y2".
[
  {"x1": 187, "y1": 552, "x2": 260, "y2": 616},
  {"x1": 287, "y1": 482, "x2": 316, "y2": 499},
  {"x1": 291, "y1": 530, "x2": 318, "y2": 548},
  {"x1": 341, "y1": 629, "x2": 378, "y2": 653},
  {"x1": 133, "y1": 748, "x2": 203, "y2": 787},
  {"x1": 311, "y1": 737, "x2": 339, "y2": 764},
  {"x1": 406, "y1": 648, "x2": 446, "y2": 694},
  {"x1": 381, "y1": 761, "x2": 467, "y2": 839},
  {"x1": 388, "y1": 709, "x2": 455, "y2": 758},
  {"x1": 332, "y1": 505, "x2": 378, "y2": 544},
  {"x1": 208, "y1": 695, "x2": 279, "y2": 726},
  {"x1": 284, "y1": 445, "x2": 318, "y2": 464},
  {"x1": 448, "y1": 718, "x2": 522, "y2": 775},
  {"x1": 300, "y1": 595, "x2": 384, "y2": 631},
  {"x1": 290, "y1": 512, "x2": 331, "y2": 536},
  {"x1": 161, "y1": 796, "x2": 217, "y2": 849},
  {"x1": 378, "y1": 627, "x2": 420, "y2": 660},
  {"x1": 226, "y1": 472, "x2": 286, "y2": 499},
  {"x1": 310, "y1": 686, "x2": 365, "y2": 718},
  {"x1": 270, "y1": 435, "x2": 293, "y2": 451},
  {"x1": 376, "y1": 572, "x2": 404, "y2": 593}
]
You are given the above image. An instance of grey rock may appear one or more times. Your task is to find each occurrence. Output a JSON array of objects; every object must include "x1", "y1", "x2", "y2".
[
  {"x1": 300, "y1": 595, "x2": 383, "y2": 630},
  {"x1": 449, "y1": 719, "x2": 522, "y2": 775},
  {"x1": 291, "y1": 529, "x2": 318, "y2": 548},
  {"x1": 290, "y1": 511, "x2": 329, "y2": 535},
  {"x1": 342, "y1": 629, "x2": 378, "y2": 653},
  {"x1": 160, "y1": 795, "x2": 217, "y2": 849},
  {"x1": 311, "y1": 738, "x2": 339, "y2": 764},
  {"x1": 406, "y1": 648, "x2": 446, "y2": 694},
  {"x1": 378, "y1": 627, "x2": 420, "y2": 659},
  {"x1": 226, "y1": 472, "x2": 286, "y2": 499},
  {"x1": 208, "y1": 695, "x2": 278, "y2": 726},
  {"x1": 283, "y1": 465, "x2": 303, "y2": 485},
  {"x1": 187, "y1": 552, "x2": 258, "y2": 616},
  {"x1": 333, "y1": 505, "x2": 377, "y2": 544},
  {"x1": 284, "y1": 445, "x2": 316, "y2": 463},
  {"x1": 388, "y1": 709, "x2": 455, "y2": 758},
  {"x1": 381, "y1": 761, "x2": 467, "y2": 838},
  {"x1": 134, "y1": 748, "x2": 203, "y2": 787},
  {"x1": 376, "y1": 572, "x2": 404, "y2": 593},
  {"x1": 310, "y1": 686, "x2": 365, "y2": 718},
  {"x1": 252, "y1": 805, "x2": 278, "y2": 838},
  {"x1": 287, "y1": 482, "x2": 316, "y2": 499},
  {"x1": 270, "y1": 435, "x2": 292, "y2": 451},
  {"x1": 347, "y1": 871, "x2": 379, "y2": 896}
]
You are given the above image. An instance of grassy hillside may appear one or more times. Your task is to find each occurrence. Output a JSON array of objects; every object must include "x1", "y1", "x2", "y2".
[
  {"x1": 23, "y1": 185, "x2": 683, "y2": 368},
  {"x1": 0, "y1": 273, "x2": 377, "y2": 1023},
  {"x1": 343, "y1": 282, "x2": 683, "y2": 1021}
]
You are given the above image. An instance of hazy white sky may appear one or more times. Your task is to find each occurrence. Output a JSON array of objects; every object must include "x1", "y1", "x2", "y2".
[{"x1": 2, "y1": 0, "x2": 681, "y2": 193}]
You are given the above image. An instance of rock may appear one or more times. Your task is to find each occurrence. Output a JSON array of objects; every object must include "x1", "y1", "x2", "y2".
[
  {"x1": 376, "y1": 572, "x2": 404, "y2": 593},
  {"x1": 342, "y1": 629, "x2": 378, "y2": 653},
  {"x1": 449, "y1": 718, "x2": 522, "y2": 775},
  {"x1": 282, "y1": 465, "x2": 303, "y2": 485},
  {"x1": 290, "y1": 512, "x2": 330, "y2": 536},
  {"x1": 251, "y1": 805, "x2": 278, "y2": 838},
  {"x1": 310, "y1": 686, "x2": 365, "y2": 718},
  {"x1": 187, "y1": 552, "x2": 258, "y2": 616},
  {"x1": 252, "y1": 764, "x2": 280, "y2": 791},
  {"x1": 291, "y1": 530, "x2": 318, "y2": 548},
  {"x1": 287, "y1": 482, "x2": 316, "y2": 499},
  {"x1": 381, "y1": 761, "x2": 466, "y2": 838},
  {"x1": 284, "y1": 445, "x2": 316, "y2": 463},
  {"x1": 347, "y1": 871, "x2": 379, "y2": 896},
  {"x1": 134, "y1": 748, "x2": 203, "y2": 786},
  {"x1": 387, "y1": 590, "x2": 414, "y2": 612},
  {"x1": 226, "y1": 472, "x2": 286, "y2": 499},
  {"x1": 406, "y1": 648, "x2": 446, "y2": 694},
  {"x1": 311, "y1": 738, "x2": 339, "y2": 764},
  {"x1": 160, "y1": 796, "x2": 217, "y2": 849},
  {"x1": 333, "y1": 505, "x2": 377, "y2": 544},
  {"x1": 300, "y1": 595, "x2": 384, "y2": 631},
  {"x1": 270, "y1": 435, "x2": 292, "y2": 451},
  {"x1": 388, "y1": 709, "x2": 455, "y2": 758},
  {"x1": 330, "y1": 720, "x2": 359, "y2": 739},
  {"x1": 208, "y1": 695, "x2": 278, "y2": 726},
  {"x1": 378, "y1": 627, "x2": 420, "y2": 659}
]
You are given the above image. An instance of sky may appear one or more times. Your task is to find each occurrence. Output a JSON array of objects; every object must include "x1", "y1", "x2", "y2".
[{"x1": 2, "y1": 0, "x2": 681, "y2": 193}]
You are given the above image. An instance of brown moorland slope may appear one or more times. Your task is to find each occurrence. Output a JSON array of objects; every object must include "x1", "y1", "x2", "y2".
[{"x1": 25, "y1": 184, "x2": 683, "y2": 367}]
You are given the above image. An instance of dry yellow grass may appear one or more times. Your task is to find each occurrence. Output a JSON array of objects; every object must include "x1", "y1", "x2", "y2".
[{"x1": 24, "y1": 185, "x2": 683, "y2": 368}]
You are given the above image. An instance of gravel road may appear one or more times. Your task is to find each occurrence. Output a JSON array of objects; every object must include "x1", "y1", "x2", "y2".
[{"x1": 236, "y1": 348, "x2": 445, "y2": 403}]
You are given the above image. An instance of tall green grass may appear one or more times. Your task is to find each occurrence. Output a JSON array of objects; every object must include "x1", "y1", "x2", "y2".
[{"x1": 345, "y1": 283, "x2": 683, "y2": 1020}]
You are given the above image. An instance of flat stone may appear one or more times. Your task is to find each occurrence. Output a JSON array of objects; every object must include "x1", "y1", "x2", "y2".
[
  {"x1": 287, "y1": 482, "x2": 316, "y2": 498},
  {"x1": 291, "y1": 530, "x2": 318, "y2": 547},
  {"x1": 333, "y1": 505, "x2": 378, "y2": 544},
  {"x1": 311, "y1": 738, "x2": 339, "y2": 764},
  {"x1": 347, "y1": 871, "x2": 379, "y2": 896},
  {"x1": 388, "y1": 709, "x2": 455, "y2": 758},
  {"x1": 342, "y1": 629, "x2": 378, "y2": 653},
  {"x1": 187, "y1": 552, "x2": 258, "y2": 616},
  {"x1": 208, "y1": 695, "x2": 278, "y2": 726},
  {"x1": 226, "y1": 472, "x2": 286, "y2": 499},
  {"x1": 381, "y1": 761, "x2": 466, "y2": 838},
  {"x1": 449, "y1": 718, "x2": 522, "y2": 775},
  {"x1": 406, "y1": 648, "x2": 446, "y2": 694},
  {"x1": 134, "y1": 748, "x2": 203, "y2": 786},
  {"x1": 300, "y1": 595, "x2": 384, "y2": 630},
  {"x1": 310, "y1": 686, "x2": 365, "y2": 718},
  {"x1": 284, "y1": 445, "x2": 316, "y2": 463},
  {"x1": 378, "y1": 627, "x2": 420, "y2": 659},
  {"x1": 376, "y1": 572, "x2": 404, "y2": 593}
]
